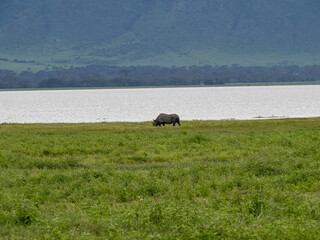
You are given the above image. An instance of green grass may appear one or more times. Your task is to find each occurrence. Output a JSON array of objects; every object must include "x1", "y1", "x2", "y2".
[{"x1": 1, "y1": 119, "x2": 320, "y2": 239}]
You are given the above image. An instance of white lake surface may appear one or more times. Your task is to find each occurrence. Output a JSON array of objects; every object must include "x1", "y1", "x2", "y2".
[{"x1": 0, "y1": 85, "x2": 320, "y2": 123}]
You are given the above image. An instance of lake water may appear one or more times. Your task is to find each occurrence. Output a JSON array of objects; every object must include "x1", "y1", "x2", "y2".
[{"x1": 0, "y1": 85, "x2": 320, "y2": 123}]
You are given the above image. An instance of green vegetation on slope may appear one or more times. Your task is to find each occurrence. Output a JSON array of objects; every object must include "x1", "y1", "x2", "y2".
[
  {"x1": 2, "y1": 64, "x2": 320, "y2": 89},
  {"x1": 1, "y1": 0, "x2": 320, "y2": 71},
  {"x1": 1, "y1": 119, "x2": 320, "y2": 238}
]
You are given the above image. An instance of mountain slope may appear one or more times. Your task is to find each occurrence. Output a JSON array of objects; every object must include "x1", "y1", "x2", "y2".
[{"x1": 1, "y1": 0, "x2": 320, "y2": 71}]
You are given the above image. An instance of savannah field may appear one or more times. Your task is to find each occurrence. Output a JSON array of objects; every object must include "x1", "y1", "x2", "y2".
[{"x1": 1, "y1": 119, "x2": 320, "y2": 239}]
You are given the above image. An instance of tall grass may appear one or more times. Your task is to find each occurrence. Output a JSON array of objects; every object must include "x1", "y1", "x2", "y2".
[{"x1": 1, "y1": 119, "x2": 320, "y2": 239}]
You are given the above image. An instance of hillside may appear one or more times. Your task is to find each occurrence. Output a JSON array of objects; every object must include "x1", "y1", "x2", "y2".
[{"x1": 1, "y1": 0, "x2": 320, "y2": 72}]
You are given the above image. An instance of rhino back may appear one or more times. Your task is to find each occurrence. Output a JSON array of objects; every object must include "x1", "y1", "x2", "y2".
[
  {"x1": 170, "y1": 114, "x2": 179, "y2": 120},
  {"x1": 156, "y1": 113, "x2": 168, "y2": 122}
]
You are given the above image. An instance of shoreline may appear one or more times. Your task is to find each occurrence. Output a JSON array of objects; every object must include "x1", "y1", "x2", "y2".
[
  {"x1": 1, "y1": 81, "x2": 320, "y2": 92},
  {"x1": 1, "y1": 116, "x2": 320, "y2": 125}
]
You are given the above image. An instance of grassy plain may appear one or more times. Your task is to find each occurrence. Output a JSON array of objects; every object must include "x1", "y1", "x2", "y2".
[{"x1": 1, "y1": 119, "x2": 320, "y2": 239}]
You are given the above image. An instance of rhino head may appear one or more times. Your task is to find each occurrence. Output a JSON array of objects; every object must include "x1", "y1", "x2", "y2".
[{"x1": 152, "y1": 119, "x2": 158, "y2": 126}]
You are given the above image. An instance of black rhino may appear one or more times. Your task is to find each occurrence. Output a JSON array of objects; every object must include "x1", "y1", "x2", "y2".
[{"x1": 153, "y1": 113, "x2": 181, "y2": 126}]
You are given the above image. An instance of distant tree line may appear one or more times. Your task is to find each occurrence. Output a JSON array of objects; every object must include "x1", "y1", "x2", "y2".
[{"x1": 1, "y1": 64, "x2": 320, "y2": 89}]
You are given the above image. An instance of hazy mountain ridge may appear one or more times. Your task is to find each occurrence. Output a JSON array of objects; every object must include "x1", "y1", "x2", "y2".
[{"x1": 1, "y1": 0, "x2": 320, "y2": 72}]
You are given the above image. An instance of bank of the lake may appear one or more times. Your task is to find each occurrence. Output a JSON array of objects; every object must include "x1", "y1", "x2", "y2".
[
  {"x1": 1, "y1": 80, "x2": 320, "y2": 91},
  {"x1": 1, "y1": 119, "x2": 320, "y2": 239}
]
